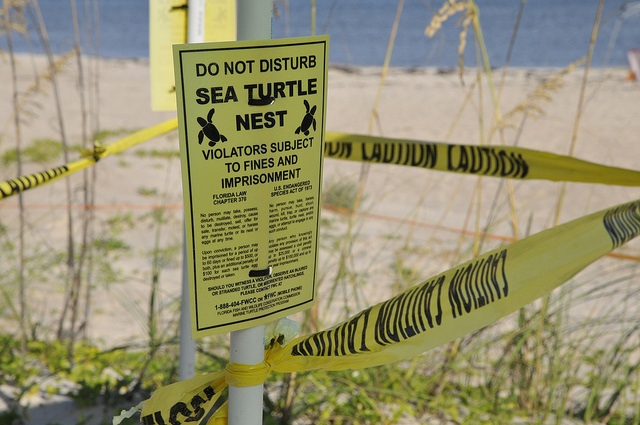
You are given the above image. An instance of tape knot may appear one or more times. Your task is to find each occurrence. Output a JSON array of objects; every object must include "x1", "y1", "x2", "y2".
[
  {"x1": 80, "y1": 142, "x2": 107, "y2": 162},
  {"x1": 224, "y1": 361, "x2": 271, "y2": 387}
]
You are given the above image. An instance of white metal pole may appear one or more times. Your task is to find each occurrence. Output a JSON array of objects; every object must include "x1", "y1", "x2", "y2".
[
  {"x1": 178, "y1": 0, "x2": 207, "y2": 382},
  {"x1": 237, "y1": 0, "x2": 272, "y2": 41},
  {"x1": 229, "y1": 2, "x2": 272, "y2": 425},
  {"x1": 178, "y1": 231, "x2": 196, "y2": 381},
  {"x1": 187, "y1": 0, "x2": 206, "y2": 44},
  {"x1": 229, "y1": 324, "x2": 266, "y2": 424}
]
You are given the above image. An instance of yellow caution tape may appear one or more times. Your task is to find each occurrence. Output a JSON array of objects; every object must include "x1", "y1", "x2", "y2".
[
  {"x1": 206, "y1": 400, "x2": 228, "y2": 425},
  {"x1": 224, "y1": 361, "x2": 271, "y2": 388},
  {"x1": 0, "y1": 118, "x2": 178, "y2": 201},
  {"x1": 324, "y1": 132, "x2": 640, "y2": 186},
  {"x1": 123, "y1": 371, "x2": 227, "y2": 425},
  {"x1": 0, "y1": 164, "x2": 73, "y2": 200},
  {"x1": 101, "y1": 118, "x2": 179, "y2": 156},
  {"x1": 4, "y1": 127, "x2": 640, "y2": 202},
  {"x1": 117, "y1": 198, "x2": 640, "y2": 425}
]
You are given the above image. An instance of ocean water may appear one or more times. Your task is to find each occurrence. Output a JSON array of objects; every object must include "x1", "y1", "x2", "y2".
[{"x1": 4, "y1": 0, "x2": 640, "y2": 68}]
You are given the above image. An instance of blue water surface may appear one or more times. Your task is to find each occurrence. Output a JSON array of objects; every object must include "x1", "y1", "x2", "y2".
[{"x1": 3, "y1": 0, "x2": 640, "y2": 68}]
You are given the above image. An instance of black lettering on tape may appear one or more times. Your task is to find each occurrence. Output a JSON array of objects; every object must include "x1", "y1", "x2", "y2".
[
  {"x1": 339, "y1": 321, "x2": 348, "y2": 355},
  {"x1": 400, "y1": 286, "x2": 418, "y2": 338},
  {"x1": 291, "y1": 275, "x2": 448, "y2": 357},
  {"x1": 361, "y1": 142, "x2": 437, "y2": 168},
  {"x1": 346, "y1": 309, "x2": 371, "y2": 354},
  {"x1": 447, "y1": 145, "x2": 529, "y2": 178},
  {"x1": 144, "y1": 385, "x2": 216, "y2": 425},
  {"x1": 424, "y1": 276, "x2": 444, "y2": 328},
  {"x1": 373, "y1": 276, "x2": 445, "y2": 347},
  {"x1": 169, "y1": 402, "x2": 191, "y2": 425},
  {"x1": 0, "y1": 165, "x2": 69, "y2": 198},
  {"x1": 603, "y1": 200, "x2": 640, "y2": 249},
  {"x1": 448, "y1": 249, "x2": 508, "y2": 319},
  {"x1": 188, "y1": 395, "x2": 206, "y2": 422},
  {"x1": 324, "y1": 330, "x2": 332, "y2": 356},
  {"x1": 304, "y1": 337, "x2": 314, "y2": 357},
  {"x1": 324, "y1": 141, "x2": 352, "y2": 159},
  {"x1": 141, "y1": 411, "x2": 167, "y2": 425},
  {"x1": 375, "y1": 292, "x2": 403, "y2": 346},
  {"x1": 203, "y1": 385, "x2": 216, "y2": 400},
  {"x1": 155, "y1": 412, "x2": 166, "y2": 425},
  {"x1": 333, "y1": 327, "x2": 341, "y2": 356},
  {"x1": 311, "y1": 332, "x2": 324, "y2": 356},
  {"x1": 292, "y1": 309, "x2": 371, "y2": 357}
]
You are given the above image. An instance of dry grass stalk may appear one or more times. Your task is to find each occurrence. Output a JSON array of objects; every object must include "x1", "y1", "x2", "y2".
[
  {"x1": 424, "y1": 0, "x2": 468, "y2": 37},
  {"x1": 0, "y1": 0, "x2": 28, "y2": 37},
  {"x1": 503, "y1": 58, "x2": 586, "y2": 125},
  {"x1": 424, "y1": 0, "x2": 475, "y2": 79},
  {"x1": 16, "y1": 49, "x2": 77, "y2": 123},
  {"x1": 2, "y1": 0, "x2": 29, "y2": 360}
]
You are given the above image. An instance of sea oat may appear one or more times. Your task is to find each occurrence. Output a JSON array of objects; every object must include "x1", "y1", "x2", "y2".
[
  {"x1": 16, "y1": 49, "x2": 77, "y2": 123},
  {"x1": 425, "y1": 0, "x2": 475, "y2": 78},
  {"x1": 504, "y1": 58, "x2": 585, "y2": 125},
  {"x1": 0, "y1": 0, "x2": 28, "y2": 38},
  {"x1": 424, "y1": 0, "x2": 468, "y2": 37}
]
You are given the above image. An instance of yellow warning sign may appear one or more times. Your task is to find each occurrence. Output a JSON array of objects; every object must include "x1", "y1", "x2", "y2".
[
  {"x1": 173, "y1": 36, "x2": 329, "y2": 336},
  {"x1": 149, "y1": 0, "x2": 236, "y2": 111}
]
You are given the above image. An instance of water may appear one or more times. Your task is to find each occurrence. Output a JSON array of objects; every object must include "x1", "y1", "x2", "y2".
[{"x1": 4, "y1": 0, "x2": 640, "y2": 68}]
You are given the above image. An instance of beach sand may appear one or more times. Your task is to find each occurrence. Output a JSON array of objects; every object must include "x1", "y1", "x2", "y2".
[{"x1": 1, "y1": 54, "x2": 640, "y2": 424}]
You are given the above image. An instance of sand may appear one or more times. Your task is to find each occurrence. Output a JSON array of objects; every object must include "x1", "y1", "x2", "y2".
[{"x1": 1, "y1": 53, "x2": 640, "y2": 424}]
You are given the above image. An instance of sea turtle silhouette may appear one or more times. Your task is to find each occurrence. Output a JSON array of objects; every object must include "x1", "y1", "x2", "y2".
[
  {"x1": 295, "y1": 100, "x2": 316, "y2": 136},
  {"x1": 197, "y1": 108, "x2": 227, "y2": 147}
]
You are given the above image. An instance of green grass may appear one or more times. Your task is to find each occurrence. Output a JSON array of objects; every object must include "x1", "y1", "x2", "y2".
[
  {"x1": 133, "y1": 148, "x2": 180, "y2": 159},
  {"x1": 1, "y1": 138, "x2": 63, "y2": 166},
  {"x1": 93, "y1": 128, "x2": 134, "y2": 144}
]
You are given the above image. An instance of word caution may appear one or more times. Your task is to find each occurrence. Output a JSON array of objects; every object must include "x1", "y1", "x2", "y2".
[{"x1": 291, "y1": 249, "x2": 509, "y2": 357}]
